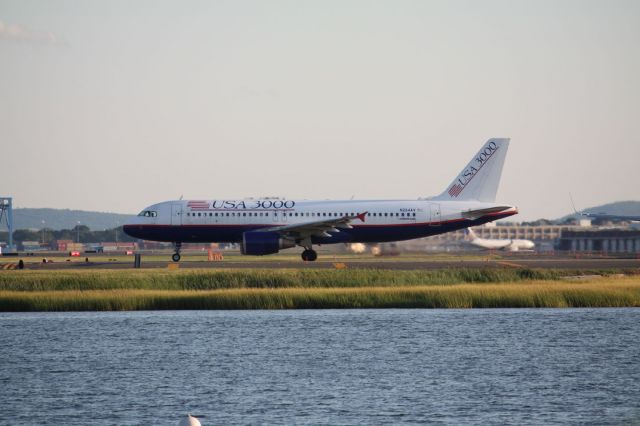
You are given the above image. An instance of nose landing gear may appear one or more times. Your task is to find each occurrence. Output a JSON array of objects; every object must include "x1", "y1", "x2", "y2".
[{"x1": 172, "y1": 242, "x2": 182, "y2": 262}]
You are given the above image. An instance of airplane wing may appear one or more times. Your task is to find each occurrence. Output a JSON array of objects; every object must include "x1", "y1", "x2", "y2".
[
  {"x1": 257, "y1": 212, "x2": 368, "y2": 241},
  {"x1": 461, "y1": 206, "x2": 515, "y2": 220}
]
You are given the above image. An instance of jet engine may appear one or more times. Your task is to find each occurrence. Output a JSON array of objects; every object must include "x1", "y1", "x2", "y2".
[{"x1": 241, "y1": 231, "x2": 295, "y2": 255}]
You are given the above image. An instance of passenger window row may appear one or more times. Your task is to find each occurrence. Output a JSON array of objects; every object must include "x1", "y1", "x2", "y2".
[
  {"x1": 186, "y1": 212, "x2": 271, "y2": 217},
  {"x1": 286, "y1": 212, "x2": 417, "y2": 217},
  {"x1": 370, "y1": 212, "x2": 416, "y2": 217},
  {"x1": 184, "y1": 211, "x2": 417, "y2": 218}
]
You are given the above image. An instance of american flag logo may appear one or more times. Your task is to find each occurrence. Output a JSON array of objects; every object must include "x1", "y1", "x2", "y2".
[
  {"x1": 187, "y1": 200, "x2": 210, "y2": 210},
  {"x1": 448, "y1": 184, "x2": 464, "y2": 197}
]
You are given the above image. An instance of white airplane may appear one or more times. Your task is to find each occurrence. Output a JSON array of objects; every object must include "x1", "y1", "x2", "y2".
[
  {"x1": 464, "y1": 227, "x2": 534, "y2": 251},
  {"x1": 123, "y1": 138, "x2": 518, "y2": 261}
]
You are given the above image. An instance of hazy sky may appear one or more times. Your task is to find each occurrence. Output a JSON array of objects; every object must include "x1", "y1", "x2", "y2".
[{"x1": 1, "y1": 0, "x2": 638, "y2": 221}]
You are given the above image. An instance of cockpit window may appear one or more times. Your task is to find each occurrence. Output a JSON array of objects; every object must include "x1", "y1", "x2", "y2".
[{"x1": 137, "y1": 210, "x2": 158, "y2": 217}]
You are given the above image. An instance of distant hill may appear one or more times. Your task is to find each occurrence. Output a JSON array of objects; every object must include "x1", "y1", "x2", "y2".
[
  {"x1": 557, "y1": 200, "x2": 640, "y2": 223},
  {"x1": 11, "y1": 208, "x2": 134, "y2": 231}
]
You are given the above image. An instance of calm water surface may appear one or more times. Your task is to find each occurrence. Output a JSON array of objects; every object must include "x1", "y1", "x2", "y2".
[{"x1": 1, "y1": 309, "x2": 639, "y2": 425}]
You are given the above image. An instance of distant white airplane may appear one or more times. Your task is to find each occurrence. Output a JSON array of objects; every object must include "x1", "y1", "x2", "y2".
[
  {"x1": 124, "y1": 138, "x2": 518, "y2": 261},
  {"x1": 464, "y1": 227, "x2": 535, "y2": 251}
]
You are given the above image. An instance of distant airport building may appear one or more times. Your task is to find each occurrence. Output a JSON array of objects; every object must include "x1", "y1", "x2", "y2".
[
  {"x1": 429, "y1": 224, "x2": 586, "y2": 242},
  {"x1": 56, "y1": 240, "x2": 78, "y2": 252},
  {"x1": 398, "y1": 223, "x2": 596, "y2": 252},
  {"x1": 558, "y1": 229, "x2": 640, "y2": 253},
  {"x1": 21, "y1": 241, "x2": 46, "y2": 251},
  {"x1": 101, "y1": 242, "x2": 137, "y2": 252},
  {"x1": 137, "y1": 241, "x2": 219, "y2": 251}
]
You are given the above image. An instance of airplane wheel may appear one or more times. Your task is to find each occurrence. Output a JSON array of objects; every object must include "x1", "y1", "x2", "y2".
[
  {"x1": 172, "y1": 253, "x2": 181, "y2": 262},
  {"x1": 301, "y1": 249, "x2": 317, "y2": 262}
]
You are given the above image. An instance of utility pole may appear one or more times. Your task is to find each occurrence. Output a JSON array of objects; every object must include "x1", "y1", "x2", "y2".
[{"x1": 76, "y1": 221, "x2": 80, "y2": 243}]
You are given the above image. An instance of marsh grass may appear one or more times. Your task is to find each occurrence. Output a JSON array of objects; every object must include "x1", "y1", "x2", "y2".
[
  {"x1": 0, "y1": 268, "x2": 580, "y2": 292},
  {"x1": 2, "y1": 268, "x2": 638, "y2": 311},
  {"x1": 1, "y1": 278, "x2": 640, "y2": 311}
]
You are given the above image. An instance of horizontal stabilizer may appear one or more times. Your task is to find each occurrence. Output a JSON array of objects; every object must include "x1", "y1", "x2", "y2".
[{"x1": 461, "y1": 206, "x2": 515, "y2": 220}]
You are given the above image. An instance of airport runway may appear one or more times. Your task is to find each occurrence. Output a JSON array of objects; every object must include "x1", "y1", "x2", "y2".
[{"x1": 15, "y1": 256, "x2": 640, "y2": 271}]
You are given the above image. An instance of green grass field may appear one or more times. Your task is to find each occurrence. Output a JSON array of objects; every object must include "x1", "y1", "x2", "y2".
[{"x1": 1, "y1": 268, "x2": 639, "y2": 311}]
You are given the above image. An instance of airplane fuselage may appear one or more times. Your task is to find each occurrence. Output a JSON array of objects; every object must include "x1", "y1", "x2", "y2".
[
  {"x1": 469, "y1": 237, "x2": 535, "y2": 251},
  {"x1": 123, "y1": 199, "x2": 518, "y2": 245}
]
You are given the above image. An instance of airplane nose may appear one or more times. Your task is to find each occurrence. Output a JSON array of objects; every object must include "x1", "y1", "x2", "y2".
[
  {"x1": 122, "y1": 223, "x2": 136, "y2": 238},
  {"x1": 122, "y1": 220, "x2": 145, "y2": 239}
]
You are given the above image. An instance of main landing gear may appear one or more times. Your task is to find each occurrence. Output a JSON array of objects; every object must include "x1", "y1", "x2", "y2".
[
  {"x1": 172, "y1": 242, "x2": 182, "y2": 262},
  {"x1": 300, "y1": 238, "x2": 317, "y2": 262},
  {"x1": 301, "y1": 248, "x2": 317, "y2": 262}
]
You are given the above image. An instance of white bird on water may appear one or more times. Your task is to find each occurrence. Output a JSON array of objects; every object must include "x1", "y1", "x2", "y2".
[{"x1": 178, "y1": 414, "x2": 201, "y2": 426}]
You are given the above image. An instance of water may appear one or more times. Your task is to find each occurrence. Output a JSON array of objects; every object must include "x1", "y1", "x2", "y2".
[{"x1": 1, "y1": 309, "x2": 639, "y2": 425}]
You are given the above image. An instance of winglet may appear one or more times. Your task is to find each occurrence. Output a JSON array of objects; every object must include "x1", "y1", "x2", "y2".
[{"x1": 356, "y1": 212, "x2": 367, "y2": 222}]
